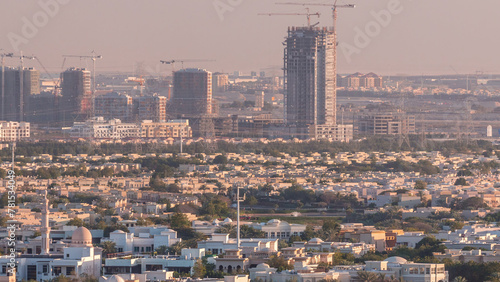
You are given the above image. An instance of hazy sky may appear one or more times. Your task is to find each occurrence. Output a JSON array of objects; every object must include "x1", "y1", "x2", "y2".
[{"x1": 1, "y1": 0, "x2": 499, "y2": 76}]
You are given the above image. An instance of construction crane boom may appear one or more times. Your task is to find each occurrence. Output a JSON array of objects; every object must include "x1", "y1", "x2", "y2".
[
  {"x1": 258, "y1": 8, "x2": 320, "y2": 27},
  {"x1": 160, "y1": 59, "x2": 216, "y2": 72},
  {"x1": 277, "y1": 1, "x2": 355, "y2": 31}
]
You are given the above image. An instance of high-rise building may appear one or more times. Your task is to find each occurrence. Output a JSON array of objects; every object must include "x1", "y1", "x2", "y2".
[
  {"x1": 172, "y1": 69, "x2": 212, "y2": 116},
  {"x1": 0, "y1": 67, "x2": 40, "y2": 122},
  {"x1": 284, "y1": 26, "x2": 336, "y2": 129},
  {"x1": 60, "y1": 68, "x2": 91, "y2": 125},
  {"x1": 135, "y1": 94, "x2": 167, "y2": 122},
  {"x1": 95, "y1": 92, "x2": 134, "y2": 122}
]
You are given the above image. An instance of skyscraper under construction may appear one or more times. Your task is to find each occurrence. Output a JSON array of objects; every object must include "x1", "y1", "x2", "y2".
[
  {"x1": 284, "y1": 26, "x2": 352, "y2": 141},
  {"x1": 60, "y1": 68, "x2": 91, "y2": 125}
]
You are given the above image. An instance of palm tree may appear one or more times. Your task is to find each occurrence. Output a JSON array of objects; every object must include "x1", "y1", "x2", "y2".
[
  {"x1": 100, "y1": 241, "x2": 116, "y2": 256},
  {"x1": 167, "y1": 241, "x2": 185, "y2": 255},
  {"x1": 377, "y1": 273, "x2": 387, "y2": 282},
  {"x1": 453, "y1": 277, "x2": 467, "y2": 282},
  {"x1": 156, "y1": 245, "x2": 169, "y2": 255},
  {"x1": 356, "y1": 271, "x2": 378, "y2": 282}
]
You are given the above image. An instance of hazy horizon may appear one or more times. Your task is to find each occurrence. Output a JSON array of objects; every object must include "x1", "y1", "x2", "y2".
[{"x1": 1, "y1": 0, "x2": 499, "y2": 77}]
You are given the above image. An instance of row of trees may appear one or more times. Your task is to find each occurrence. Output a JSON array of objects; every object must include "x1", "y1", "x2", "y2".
[{"x1": 2, "y1": 137, "x2": 497, "y2": 158}]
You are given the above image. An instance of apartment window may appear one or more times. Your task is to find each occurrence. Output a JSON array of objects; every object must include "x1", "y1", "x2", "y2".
[
  {"x1": 43, "y1": 265, "x2": 49, "y2": 273},
  {"x1": 54, "y1": 267, "x2": 61, "y2": 275},
  {"x1": 426, "y1": 268, "x2": 430, "y2": 274}
]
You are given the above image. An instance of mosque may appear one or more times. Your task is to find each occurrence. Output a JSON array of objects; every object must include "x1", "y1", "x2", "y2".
[{"x1": 0, "y1": 190, "x2": 102, "y2": 281}]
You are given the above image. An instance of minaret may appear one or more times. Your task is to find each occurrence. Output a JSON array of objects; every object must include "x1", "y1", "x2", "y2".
[{"x1": 41, "y1": 189, "x2": 51, "y2": 255}]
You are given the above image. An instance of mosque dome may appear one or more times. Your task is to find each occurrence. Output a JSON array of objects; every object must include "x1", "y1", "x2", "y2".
[{"x1": 71, "y1": 226, "x2": 93, "y2": 247}]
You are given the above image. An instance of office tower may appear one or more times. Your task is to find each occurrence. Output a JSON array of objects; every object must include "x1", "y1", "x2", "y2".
[
  {"x1": 0, "y1": 67, "x2": 40, "y2": 122},
  {"x1": 60, "y1": 68, "x2": 91, "y2": 124},
  {"x1": 135, "y1": 94, "x2": 167, "y2": 122},
  {"x1": 284, "y1": 26, "x2": 336, "y2": 128},
  {"x1": 95, "y1": 92, "x2": 134, "y2": 122},
  {"x1": 172, "y1": 69, "x2": 212, "y2": 116}
]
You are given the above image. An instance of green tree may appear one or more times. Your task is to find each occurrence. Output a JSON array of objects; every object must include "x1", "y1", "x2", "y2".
[
  {"x1": 356, "y1": 271, "x2": 379, "y2": 282},
  {"x1": 156, "y1": 245, "x2": 169, "y2": 255},
  {"x1": 101, "y1": 241, "x2": 117, "y2": 256},
  {"x1": 454, "y1": 178, "x2": 469, "y2": 186},
  {"x1": 167, "y1": 241, "x2": 185, "y2": 255},
  {"x1": 213, "y1": 155, "x2": 228, "y2": 165},
  {"x1": 66, "y1": 218, "x2": 85, "y2": 227},
  {"x1": 321, "y1": 219, "x2": 340, "y2": 241},
  {"x1": 267, "y1": 255, "x2": 293, "y2": 272},
  {"x1": 244, "y1": 195, "x2": 258, "y2": 206},
  {"x1": 171, "y1": 212, "x2": 191, "y2": 229},
  {"x1": 453, "y1": 277, "x2": 467, "y2": 282},
  {"x1": 192, "y1": 259, "x2": 206, "y2": 278},
  {"x1": 414, "y1": 180, "x2": 427, "y2": 190},
  {"x1": 301, "y1": 225, "x2": 316, "y2": 241}
]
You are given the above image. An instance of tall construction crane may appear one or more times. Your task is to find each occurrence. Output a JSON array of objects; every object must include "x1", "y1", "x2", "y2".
[
  {"x1": 277, "y1": 1, "x2": 355, "y2": 31},
  {"x1": 62, "y1": 51, "x2": 102, "y2": 118},
  {"x1": 160, "y1": 59, "x2": 216, "y2": 73},
  {"x1": 258, "y1": 8, "x2": 321, "y2": 27},
  {"x1": 0, "y1": 51, "x2": 14, "y2": 121}
]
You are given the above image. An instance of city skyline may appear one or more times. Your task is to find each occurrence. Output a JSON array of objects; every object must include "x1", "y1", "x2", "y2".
[{"x1": 0, "y1": 0, "x2": 499, "y2": 76}]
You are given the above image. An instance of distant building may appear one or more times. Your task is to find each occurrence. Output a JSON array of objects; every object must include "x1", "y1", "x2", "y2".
[
  {"x1": 356, "y1": 112, "x2": 415, "y2": 135},
  {"x1": 255, "y1": 91, "x2": 265, "y2": 108},
  {"x1": 135, "y1": 94, "x2": 167, "y2": 122},
  {"x1": 0, "y1": 67, "x2": 40, "y2": 122},
  {"x1": 487, "y1": 125, "x2": 493, "y2": 137},
  {"x1": 69, "y1": 117, "x2": 139, "y2": 139},
  {"x1": 94, "y1": 92, "x2": 134, "y2": 122},
  {"x1": 308, "y1": 124, "x2": 354, "y2": 142},
  {"x1": 60, "y1": 68, "x2": 92, "y2": 125},
  {"x1": 0, "y1": 121, "x2": 30, "y2": 141},
  {"x1": 140, "y1": 119, "x2": 192, "y2": 139},
  {"x1": 249, "y1": 219, "x2": 306, "y2": 240},
  {"x1": 172, "y1": 69, "x2": 212, "y2": 116},
  {"x1": 339, "y1": 72, "x2": 383, "y2": 88},
  {"x1": 212, "y1": 72, "x2": 229, "y2": 93}
]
